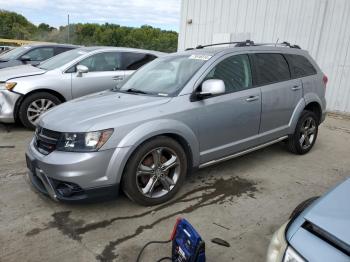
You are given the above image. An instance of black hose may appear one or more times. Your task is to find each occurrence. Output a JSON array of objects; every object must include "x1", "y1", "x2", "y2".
[
  {"x1": 155, "y1": 257, "x2": 172, "y2": 262},
  {"x1": 136, "y1": 239, "x2": 172, "y2": 262}
]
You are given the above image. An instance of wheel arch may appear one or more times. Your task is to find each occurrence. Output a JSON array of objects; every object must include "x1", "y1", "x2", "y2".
[
  {"x1": 14, "y1": 89, "x2": 66, "y2": 120},
  {"x1": 304, "y1": 101, "x2": 322, "y2": 124},
  {"x1": 108, "y1": 119, "x2": 200, "y2": 185},
  {"x1": 289, "y1": 97, "x2": 323, "y2": 134},
  {"x1": 135, "y1": 132, "x2": 195, "y2": 174}
]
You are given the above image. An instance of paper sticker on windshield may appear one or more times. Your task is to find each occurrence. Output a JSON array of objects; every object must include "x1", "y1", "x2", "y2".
[{"x1": 189, "y1": 54, "x2": 212, "y2": 61}]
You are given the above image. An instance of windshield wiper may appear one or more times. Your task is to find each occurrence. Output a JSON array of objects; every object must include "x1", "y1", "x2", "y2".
[{"x1": 125, "y1": 88, "x2": 148, "y2": 94}]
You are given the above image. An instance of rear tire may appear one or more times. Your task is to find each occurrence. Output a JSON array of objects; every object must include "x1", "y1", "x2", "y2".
[
  {"x1": 286, "y1": 110, "x2": 319, "y2": 155},
  {"x1": 122, "y1": 136, "x2": 188, "y2": 206},
  {"x1": 18, "y1": 92, "x2": 61, "y2": 130}
]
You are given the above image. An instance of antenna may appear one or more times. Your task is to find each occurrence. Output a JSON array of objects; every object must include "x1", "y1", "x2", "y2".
[{"x1": 275, "y1": 38, "x2": 279, "y2": 47}]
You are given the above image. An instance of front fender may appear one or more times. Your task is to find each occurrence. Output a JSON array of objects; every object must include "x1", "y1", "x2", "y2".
[
  {"x1": 11, "y1": 73, "x2": 72, "y2": 100},
  {"x1": 117, "y1": 119, "x2": 200, "y2": 167},
  {"x1": 11, "y1": 80, "x2": 37, "y2": 95}
]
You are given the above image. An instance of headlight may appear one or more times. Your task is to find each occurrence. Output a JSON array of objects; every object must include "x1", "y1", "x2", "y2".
[
  {"x1": 266, "y1": 222, "x2": 288, "y2": 262},
  {"x1": 283, "y1": 247, "x2": 305, "y2": 262},
  {"x1": 5, "y1": 82, "x2": 17, "y2": 90},
  {"x1": 56, "y1": 129, "x2": 113, "y2": 152},
  {"x1": 266, "y1": 221, "x2": 305, "y2": 262}
]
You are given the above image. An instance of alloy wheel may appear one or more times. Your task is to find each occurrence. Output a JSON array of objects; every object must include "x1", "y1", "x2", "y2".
[
  {"x1": 299, "y1": 116, "x2": 316, "y2": 150},
  {"x1": 27, "y1": 99, "x2": 56, "y2": 126},
  {"x1": 136, "y1": 147, "x2": 180, "y2": 198}
]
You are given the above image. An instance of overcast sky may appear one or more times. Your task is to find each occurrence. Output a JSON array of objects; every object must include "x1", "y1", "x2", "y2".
[{"x1": 0, "y1": 0, "x2": 181, "y2": 31}]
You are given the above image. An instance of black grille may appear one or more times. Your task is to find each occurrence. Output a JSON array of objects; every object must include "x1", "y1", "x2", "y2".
[{"x1": 34, "y1": 126, "x2": 61, "y2": 155}]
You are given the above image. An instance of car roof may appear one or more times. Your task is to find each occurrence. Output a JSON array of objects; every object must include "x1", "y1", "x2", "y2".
[
  {"x1": 23, "y1": 43, "x2": 78, "y2": 48},
  {"x1": 76, "y1": 46, "x2": 166, "y2": 56}
]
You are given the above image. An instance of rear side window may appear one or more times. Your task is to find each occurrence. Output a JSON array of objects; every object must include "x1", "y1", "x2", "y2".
[
  {"x1": 55, "y1": 47, "x2": 75, "y2": 55},
  {"x1": 23, "y1": 47, "x2": 55, "y2": 61},
  {"x1": 121, "y1": 52, "x2": 157, "y2": 70},
  {"x1": 251, "y1": 53, "x2": 290, "y2": 86},
  {"x1": 285, "y1": 54, "x2": 317, "y2": 78}
]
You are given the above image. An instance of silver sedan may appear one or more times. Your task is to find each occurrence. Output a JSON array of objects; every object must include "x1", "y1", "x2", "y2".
[{"x1": 0, "y1": 46, "x2": 164, "y2": 129}]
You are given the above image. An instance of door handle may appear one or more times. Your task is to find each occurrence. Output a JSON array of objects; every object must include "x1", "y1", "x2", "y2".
[
  {"x1": 245, "y1": 95, "x2": 259, "y2": 102},
  {"x1": 112, "y1": 76, "x2": 124, "y2": 81},
  {"x1": 291, "y1": 85, "x2": 301, "y2": 91}
]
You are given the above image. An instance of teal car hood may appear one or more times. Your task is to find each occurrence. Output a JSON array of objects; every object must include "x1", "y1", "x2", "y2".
[
  {"x1": 287, "y1": 178, "x2": 350, "y2": 261},
  {"x1": 303, "y1": 178, "x2": 350, "y2": 245}
]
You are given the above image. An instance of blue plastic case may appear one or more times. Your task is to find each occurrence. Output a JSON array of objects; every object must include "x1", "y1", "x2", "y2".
[{"x1": 171, "y1": 218, "x2": 205, "y2": 262}]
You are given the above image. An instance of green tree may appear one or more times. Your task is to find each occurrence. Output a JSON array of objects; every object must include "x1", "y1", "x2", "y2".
[
  {"x1": 0, "y1": 9, "x2": 178, "y2": 52},
  {"x1": 0, "y1": 9, "x2": 37, "y2": 39}
]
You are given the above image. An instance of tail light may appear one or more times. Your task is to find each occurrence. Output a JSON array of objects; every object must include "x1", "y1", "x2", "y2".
[{"x1": 323, "y1": 75, "x2": 328, "y2": 87}]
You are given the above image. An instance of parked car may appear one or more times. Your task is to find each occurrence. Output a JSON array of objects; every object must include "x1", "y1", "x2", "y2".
[
  {"x1": 0, "y1": 47, "x2": 164, "y2": 129},
  {"x1": 267, "y1": 178, "x2": 350, "y2": 262},
  {"x1": 0, "y1": 44, "x2": 77, "y2": 69},
  {"x1": 25, "y1": 41, "x2": 327, "y2": 205},
  {"x1": 0, "y1": 45, "x2": 15, "y2": 54}
]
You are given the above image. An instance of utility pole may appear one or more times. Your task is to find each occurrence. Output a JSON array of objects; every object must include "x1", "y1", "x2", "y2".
[{"x1": 67, "y1": 14, "x2": 70, "y2": 43}]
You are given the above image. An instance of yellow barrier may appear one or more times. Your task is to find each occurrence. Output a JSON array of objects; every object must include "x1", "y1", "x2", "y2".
[{"x1": 0, "y1": 38, "x2": 53, "y2": 46}]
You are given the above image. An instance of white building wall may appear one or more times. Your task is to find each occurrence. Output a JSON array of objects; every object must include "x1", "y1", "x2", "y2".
[{"x1": 178, "y1": 0, "x2": 350, "y2": 113}]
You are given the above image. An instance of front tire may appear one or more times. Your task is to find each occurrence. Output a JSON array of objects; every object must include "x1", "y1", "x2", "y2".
[
  {"x1": 122, "y1": 136, "x2": 188, "y2": 206},
  {"x1": 286, "y1": 110, "x2": 319, "y2": 154},
  {"x1": 18, "y1": 92, "x2": 61, "y2": 130}
]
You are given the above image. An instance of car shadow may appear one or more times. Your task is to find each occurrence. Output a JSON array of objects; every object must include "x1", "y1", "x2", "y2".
[{"x1": 0, "y1": 122, "x2": 28, "y2": 133}]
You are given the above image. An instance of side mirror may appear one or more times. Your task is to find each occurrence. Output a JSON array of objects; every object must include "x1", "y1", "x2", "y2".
[
  {"x1": 76, "y1": 65, "x2": 89, "y2": 77},
  {"x1": 195, "y1": 79, "x2": 225, "y2": 100},
  {"x1": 20, "y1": 55, "x2": 31, "y2": 63}
]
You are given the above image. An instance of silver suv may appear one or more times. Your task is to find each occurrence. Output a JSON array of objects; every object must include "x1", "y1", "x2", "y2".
[{"x1": 26, "y1": 41, "x2": 327, "y2": 206}]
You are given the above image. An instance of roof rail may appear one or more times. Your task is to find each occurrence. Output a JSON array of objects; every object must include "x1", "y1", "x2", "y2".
[
  {"x1": 186, "y1": 40, "x2": 301, "y2": 50},
  {"x1": 195, "y1": 40, "x2": 254, "y2": 49},
  {"x1": 254, "y1": 41, "x2": 301, "y2": 49}
]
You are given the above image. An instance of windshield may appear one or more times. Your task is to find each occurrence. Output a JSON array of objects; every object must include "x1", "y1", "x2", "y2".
[
  {"x1": 37, "y1": 49, "x2": 87, "y2": 71},
  {"x1": 118, "y1": 54, "x2": 209, "y2": 96},
  {"x1": 0, "y1": 46, "x2": 30, "y2": 60}
]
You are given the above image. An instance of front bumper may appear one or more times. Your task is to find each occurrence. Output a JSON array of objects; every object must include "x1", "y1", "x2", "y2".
[
  {"x1": 27, "y1": 167, "x2": 119, "y2": 202},
  {"x1": 26, "y1": 139, "x2": 131, "y2": 202},
  {"x1": 267, "y1": 222, "x2": 306, "y2": 262},
  {"x1": 0, "y1": 90, "x2": 21, "y2": 123}
]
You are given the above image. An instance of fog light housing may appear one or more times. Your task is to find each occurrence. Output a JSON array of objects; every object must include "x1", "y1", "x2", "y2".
[{"x1": 56, "y1": 182, "x2": 83, "y2": 197}]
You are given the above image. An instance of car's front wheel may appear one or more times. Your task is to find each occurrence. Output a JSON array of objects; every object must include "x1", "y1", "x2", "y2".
[
  {"x1": 122, "y1": 136, "x2": 187, "y2": 206},
  {"x1": 18, "y1": 92, "x2": 61, "y2": 130}
]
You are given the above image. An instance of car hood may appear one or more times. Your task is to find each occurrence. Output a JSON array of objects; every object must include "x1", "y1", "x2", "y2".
[
  {"x1": 0, "y1": 64, "x2": 45, "y2": 82},
  {"x1": 302, "y1": 178, "x2": 350, "y2": 245},
  {"x1": 39, "y1": 91, "x2": 172, "y2": 132}
]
